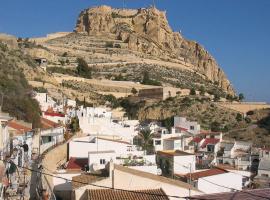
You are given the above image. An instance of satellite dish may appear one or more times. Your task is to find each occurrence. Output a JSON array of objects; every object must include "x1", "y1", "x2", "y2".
[{"x1": 157, "y1": 168, "x2": 162, "y2": 176}]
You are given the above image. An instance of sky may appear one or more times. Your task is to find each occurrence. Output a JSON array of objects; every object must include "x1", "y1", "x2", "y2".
[{"x1": 0, "y1": 0, "x2": 269, "y2": 102}]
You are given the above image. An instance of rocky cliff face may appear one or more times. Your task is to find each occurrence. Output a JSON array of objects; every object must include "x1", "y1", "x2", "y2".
[{"x1": 75, "y1": 5, "x2": 234, "y2": 94}]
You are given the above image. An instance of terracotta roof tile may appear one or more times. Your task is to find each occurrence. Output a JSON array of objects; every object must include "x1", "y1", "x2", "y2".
[
  {"x1": 192, "y1": 188, "x2": 270, "y2": 200},
  {"x1": 200, "y1": 138, "x2": 220, "y2": 148},
  {"x1": 66, "y1": 157, "x2": 88, "y2": 171},
  {"x1": 178, "y1": 168, "x2": 228, "y2": 180},
  {"x1": 72, "y1": 172, "x2": 108, "y2": 189},
  {"x1": 40, "y1": 117, "x2": 61, "y2": 129},
  {"x1": 87, "y1": 188, "x2": 169, "y2": 200},
  {"x1": 8, "y1": 121, "x2": 32, "y2": 134}
]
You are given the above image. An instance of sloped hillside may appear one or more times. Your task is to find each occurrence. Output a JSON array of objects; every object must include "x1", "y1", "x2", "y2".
[{"x1": 0, "y1": 42, "x2": 41, "y2": 127}]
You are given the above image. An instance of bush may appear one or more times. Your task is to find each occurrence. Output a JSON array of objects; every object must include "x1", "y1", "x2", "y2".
[
  {"x1": 141, "y1": 71, "x2": 162, "y2": 86},
  {"x1": 105, "y1": 41, "x2": 114, "y2": 48},
  {"x1": 62, "y1": 52, "x2": 68, "y2": 57},
  {"x1": 69, "y1": 116, "x2": 80, "y2": 133},
  {"x1": 245, "y1": 117, "x2": 252, "y2": 123},
  {"x1": 190, "y1": 88, "x2": 196, "y2": 95},
  {"x1": 247, "y1": 110, "x2": 254, "y2": 115},
  {"x1": 104, "y1": 94, "x2": 120, "y2": 108},
  {"x1": 211, "y1": 121, "x2": 222, "y2": 132},
  {"x1": 236, "y1": 113, "x2": 243, "y2": 122},
  {"x1": 131, "y1": 88, "x2": 137, "y2": 95},
  {"x1": 76, "y1": 58, "x2": 92, "y2": 79}
]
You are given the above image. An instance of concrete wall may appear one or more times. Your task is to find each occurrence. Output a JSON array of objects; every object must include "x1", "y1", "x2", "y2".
[
  {"x1": 174, "y1": 155, "x2": 196, "y2": 174},
  {"x1": 197, "y1": 172, "x2": 243, "y2": 194}
]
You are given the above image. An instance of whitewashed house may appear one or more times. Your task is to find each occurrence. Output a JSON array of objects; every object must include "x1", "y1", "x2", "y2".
[
  {"x1": 157, "y1": 150, "x2": 196, "y2": 176},
  {"x1": 39, "y1": 117, "x2": 65, "y2": 154},
  {"x1": 74, "y1": 106, "x2": 139, "y2": 142},
  {"x1": 172, "y1": 117, "x2": 200, "y2": 135},
  {"x1": 68, "y1": 136, "x2": 144, "y2": 161},
  {"x1": 0, "y1": 110, "x2": 12, "y2": 159},
  {"x1": 177, "y1": 168, "x2": 243, "y2": 194},
  {"x1": 34, "y1": 93, "x2": 56, "y2": 112},
  {"x1": 258, "y1": 159, "x2": 270, "y2": 178}
]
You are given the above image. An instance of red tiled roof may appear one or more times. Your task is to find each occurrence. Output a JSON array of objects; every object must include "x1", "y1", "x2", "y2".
[
  {"x1": 193, "y1": 137, "x2": 202, "y2": 143},
  {"x1": 87, "y1": 188, "x2": 169, "y2": 200},
  {"x1": 66, "y1": 157, "x2": 88, "y2": 170},
  {"x1": 40, "y1": 117, "x2": 61, "y2": 129},
  {"x1": 175, "y1": 126, "x2": 188, "y2": 131},
  {"x1": 200, "y1": 138, "x2": 220, "y2": 148},
  {"x1": 8, "y1": 120, "x2": 32, "y2": 134},
  {"x1": 44, "y1": 110, "x2": 65, "y2": 117},
  {"x1": 192, "y1": 188, "x2": 270, "y2": 200},
  {"x1": 178, "y1": 168, "x2": 228, "y2": 180}
]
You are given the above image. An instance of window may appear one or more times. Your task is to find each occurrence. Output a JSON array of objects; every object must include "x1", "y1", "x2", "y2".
[
  {"x1": 155, "y1": 140, "x2": 161, "y2": 145},
  {"x1": 100, "y1": 159, "x2": 106, "y2": 165},
  {"x1": 190, "y1": 126, "x2": 194, "y2": 130},
  {"x1": 262, "y1": 174, "x2": 269, "y2": 177}
]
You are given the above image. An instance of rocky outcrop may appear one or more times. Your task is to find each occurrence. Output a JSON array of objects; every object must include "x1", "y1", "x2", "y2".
[{"x1": 75, "y1": 5, "x2": 234, "y2": 94}]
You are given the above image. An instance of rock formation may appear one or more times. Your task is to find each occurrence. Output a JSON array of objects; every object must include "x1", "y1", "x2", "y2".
[{"x1": 75, "y1": 5, "x2": 234, "y2": 94}]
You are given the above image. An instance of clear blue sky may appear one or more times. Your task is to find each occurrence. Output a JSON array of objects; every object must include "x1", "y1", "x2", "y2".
[{"x1": 0, "y1": 0, "x2": 269, "y2": 102}]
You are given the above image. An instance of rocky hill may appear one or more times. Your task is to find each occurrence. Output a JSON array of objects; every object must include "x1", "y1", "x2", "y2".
[{"x1": 75, "y1": 5, "x2": 234, "y2": 94}]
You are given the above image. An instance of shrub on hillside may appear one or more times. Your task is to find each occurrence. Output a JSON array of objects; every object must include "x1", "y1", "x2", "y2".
[{"x1": 76, "y1": 58, "x2": 92, "y2": 79}]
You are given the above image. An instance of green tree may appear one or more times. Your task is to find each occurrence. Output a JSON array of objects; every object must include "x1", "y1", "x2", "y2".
[
  {"x1": 211, "y1": 121, "x2": 221, "y2": 132},
  {"x1": 69, "y1": 116, "x2": 80, "y2": 133},
  {"x1": 199, "y1": 86, "x2": 205, "y2": 95},
  {"x1": 131, "y1": 87, "x2": 137, "y2": 95},
  {"x1": 139, "y1": 129, "x2": 154, "y2": 154},
  {"x1": 76, "y1": 58, "x2": 92, "y2": 79},
  {"x1": 142, "y1": 71, "x2": 150, "y2": 84},
  {"x1": 190, "y1": 88, "x2": 196, "y2": 95},
  {"x1": 239, "y1": 93, "x2": 245, "y2": 101},
  {"x1": 236, "y1": 113, "x2": 243, "y2": 122}
]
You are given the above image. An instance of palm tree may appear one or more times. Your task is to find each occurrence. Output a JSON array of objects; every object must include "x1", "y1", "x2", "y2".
[{"x1": 138, "y1": 128, "x2": 154, "y2": 154}]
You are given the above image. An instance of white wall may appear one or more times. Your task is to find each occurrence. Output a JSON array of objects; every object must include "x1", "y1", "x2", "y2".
[
  {"x1": 69, "y1": 137, "x2": 143, "y2": 159},
  {"x1": 88, "y1": 152, "x2": 116, "y2": 169},
  {"x1": 174, "y1": 155, "x2": 196, "y2": 174},
  {"x1": 174, "y1": 117, "x2": 200, "y2": 135},
  {"x1": 74, "y1": 166, "x2": 202, "y2": 200},
  {"x1": 197, "y1": 172, "x2": 243, "y2": 194}
]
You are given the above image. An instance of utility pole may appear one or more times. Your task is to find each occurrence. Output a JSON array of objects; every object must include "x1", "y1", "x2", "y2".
[
  {"x1": 0, "y1": 92, "x2": 4, "y2": 112},
  {"x1": 153, "y1": 0, "x2": 156, "y2": 8},
  {"x1": 189, "y1": 163, "x2": 192, "y2": 197}
]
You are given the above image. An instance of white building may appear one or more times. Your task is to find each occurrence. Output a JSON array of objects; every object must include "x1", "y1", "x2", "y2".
[
  {"x1": 73, "y1": 163, "x2": 202, "y2": 200},
  {"x1": 177, "y1": 168, "x2": 243, "y2": 194},
  {"x1": 258, "y1": 159, "x2": 270, "y2": 178},
  {"x1": 157, "y1": 150, "x2": 196, "y2": 175},
  {"x1": 88, "y1": 150, "x2": 116, "y2": 171},
  {"x1": 72, "y1": 106, "x2": 139, "y2": 142},
  {"x1": 38, "y1": 118, "x2": 65, "y2": 154},
  {"x1": 172, "y1": 117, "x2": 200, "y2": 135},
  {"x1": 0, "y1": 110, "x2": 12, "y2": 159},
  {"x1": 68, "y1": 136, "x2": 144, "y2": 160},
  {"x1": 34, "y1": 93, "x2": 56, "y2": 112}
]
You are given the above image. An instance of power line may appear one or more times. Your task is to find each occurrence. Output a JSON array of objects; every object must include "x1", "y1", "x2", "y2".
[
  {"x1": 172, "y1": 160, "x2": 270, "y2": 200},
  {"x1": 14, "y1": 163, "x2": 200, "y2": 200}
]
